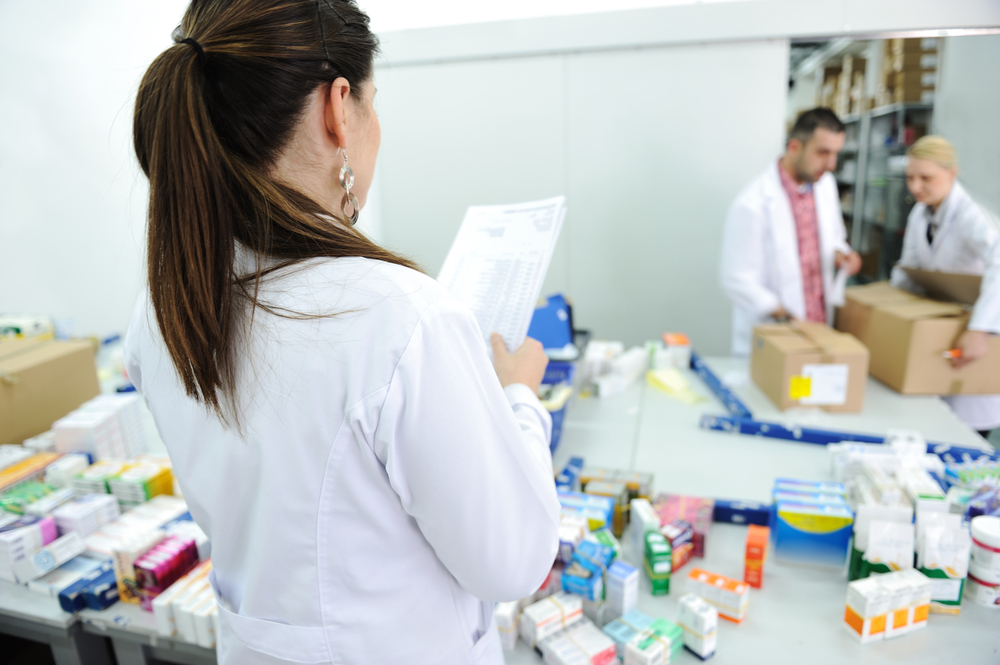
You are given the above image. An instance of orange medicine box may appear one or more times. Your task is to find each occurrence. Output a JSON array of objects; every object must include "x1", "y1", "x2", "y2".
[
  {"x1": 744, "y1": 525, "x2": 769, "y2": 589},
  {"x1": 686, "y1": 568, "x2": 749, "y2": 623}
]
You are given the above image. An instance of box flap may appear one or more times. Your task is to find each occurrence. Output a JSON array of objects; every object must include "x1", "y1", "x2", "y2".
[
  {"x1": 844, "y1": 282, "x2": 918, "y2": 307},
  {"x1": 900, "y1": 267, "x2": 982, "y2": 305},
  {"x1": 878, "y1": 300, "x2": 967, "y2": 321}
]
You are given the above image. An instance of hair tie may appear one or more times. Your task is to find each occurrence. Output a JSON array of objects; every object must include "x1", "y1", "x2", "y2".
[{"x1": 180, "y1": 37, "x2": 207, "y2": 67}]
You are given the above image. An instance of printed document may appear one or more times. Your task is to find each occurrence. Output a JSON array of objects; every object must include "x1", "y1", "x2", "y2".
[{"x1": 437, "y1": 196, "x2": 566, "y2": 354}]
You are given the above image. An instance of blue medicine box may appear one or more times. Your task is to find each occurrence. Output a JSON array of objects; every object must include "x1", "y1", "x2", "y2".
[
  {"x1": 773, "y1": 501, "x2": 854, "y2": 569},
  {"x1": 713, "y1": 499, "x2": 771, "y2": 526}
]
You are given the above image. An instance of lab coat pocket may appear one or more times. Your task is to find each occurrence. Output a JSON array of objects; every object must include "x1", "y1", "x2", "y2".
[
  {"x1": 210, "y1": 572, "x2": 330, "y2": 664},
  {"x1": 468, "y1": 620, "x2": 503, "y2": 665}
]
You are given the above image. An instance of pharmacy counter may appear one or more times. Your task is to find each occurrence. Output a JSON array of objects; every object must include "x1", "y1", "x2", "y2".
[
  {"x1": 509, "y1": 357, "x2": 999, "y2": 664},
  {"x1": 79, "y1": 602, "x2": 215, "y2": 665}
]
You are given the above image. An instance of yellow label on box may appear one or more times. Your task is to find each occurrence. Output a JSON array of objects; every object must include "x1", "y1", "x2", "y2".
[{"x1": 789, "y1": 376, "x2": 811, "y2": 399}]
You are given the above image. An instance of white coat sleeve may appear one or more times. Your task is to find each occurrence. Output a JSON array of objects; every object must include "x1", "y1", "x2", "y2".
[
  {"x1": 372, "y1": 299, "x2": 560, "y2": 603},
  {"x1": 965, "y1": 208, "x2": 1000, "y2": 333},
  {"x1": 720, "y1": 199, "x2": 780, "y2": 318},
  {"x1": 890, "y1": 208, "x2": 924, "y2": 293}
]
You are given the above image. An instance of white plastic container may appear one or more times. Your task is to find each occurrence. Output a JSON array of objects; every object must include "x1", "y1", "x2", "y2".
[
  {"x1": 964, "y1": 574, "x2": 1000, "y2": 608},
  {"x1": 969, "y1": 516, "x2": 1000, "y2": 585}
]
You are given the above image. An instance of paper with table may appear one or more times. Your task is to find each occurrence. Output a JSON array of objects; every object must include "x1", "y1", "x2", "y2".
[{"x1": 437, "y1": 196, "x2": 566, "y2": 354}]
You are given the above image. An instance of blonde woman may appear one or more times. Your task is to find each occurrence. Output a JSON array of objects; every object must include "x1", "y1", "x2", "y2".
[{"x1": 891, "y1": 135, "x2": 1000, "y2": 439}]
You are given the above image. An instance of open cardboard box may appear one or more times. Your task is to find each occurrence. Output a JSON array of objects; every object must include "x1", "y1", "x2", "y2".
[
  {"x1": 835, "y1": 271, "x2": 1000, "y2": 395},
  {"x1": 0, "y1": 338, "x2": 100, "y2": 444},
  {"x1": 750, "y1": 321, "x2": 869, "y2": 412}
]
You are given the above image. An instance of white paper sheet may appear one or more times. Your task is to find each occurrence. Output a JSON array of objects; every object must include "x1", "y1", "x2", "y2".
[{"x1": 437, "y1": 196, "x2": 566, "y2": 353}]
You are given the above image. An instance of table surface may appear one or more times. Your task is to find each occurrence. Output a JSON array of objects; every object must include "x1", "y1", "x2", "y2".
[
  {"x1": 1, "y1": 358, "x2": 997, "y2": 663},
  {"x1": 507, "y1": 357, "x2": 1000, "y2": 664}
]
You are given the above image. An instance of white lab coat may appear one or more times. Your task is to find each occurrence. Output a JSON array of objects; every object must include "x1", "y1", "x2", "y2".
[
  {"x1": 720, "y1": 161, "x2": 851, "y2": 356},
  {"x1": 890, "y1": 180, "x2": 1000, "y2": 431},
  {"x1": 124, "y1": 255, "x2": 561, "y2": 665}
]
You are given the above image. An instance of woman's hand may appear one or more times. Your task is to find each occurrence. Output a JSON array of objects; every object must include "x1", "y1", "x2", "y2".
[
  {"x1": 835, "y1": 250, "x2": 863, "y2": 276},
  {"x1": 491, "y1": 333, "x2": 549, "y2": 392},
  {"x1": 952, "y1": 330, "x2": 990, "y2": 369}
]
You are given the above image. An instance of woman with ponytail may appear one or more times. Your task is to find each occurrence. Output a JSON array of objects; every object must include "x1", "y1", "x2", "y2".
[
  {"x1": 124, "y1": 2, "x2": 559, "y2": 663},
  {"x1": 891, "y1": 135, "x2": 1000, "y2": 440}
]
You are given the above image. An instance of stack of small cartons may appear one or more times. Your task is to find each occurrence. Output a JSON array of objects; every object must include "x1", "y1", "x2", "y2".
[
  {"x1": 875, "y1": 38, "x2": 938, "y2": 107},
  {"x1": 843, "y1": 570, "x2": 932, "y2": 644}
]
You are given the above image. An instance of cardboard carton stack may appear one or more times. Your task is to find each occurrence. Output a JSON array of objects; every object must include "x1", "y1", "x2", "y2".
[{"x1": 876, "y1": 38, "x2": 938, "y2": 107}]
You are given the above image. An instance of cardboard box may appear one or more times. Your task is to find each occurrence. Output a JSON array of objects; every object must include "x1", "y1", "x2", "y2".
[
  {"x1": 891, "y1": 52, "x2": 938, "y2": 73},
  {"x1": 895, "y1": 71, "x2": 937, "y2": 90},
  {"x1": 0, "y1": 340, "x2": 99, "y2": 444},
  {"x1": 835, "y1": 280, "x2": 1000, "y2": 394},
  {"x1": 891, "y1": 38, "x2": 938, "y2": 55},
  {"x1": 894, "y1": 88, "x2": 935, "y2": 105},
  {"x1": 750, "y1": 322, "x2": 869, "y2": 412}
]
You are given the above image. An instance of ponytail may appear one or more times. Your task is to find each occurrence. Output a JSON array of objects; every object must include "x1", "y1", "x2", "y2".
[{"x1": 133, "y1": 0, "x2": 419, "y2": 425}]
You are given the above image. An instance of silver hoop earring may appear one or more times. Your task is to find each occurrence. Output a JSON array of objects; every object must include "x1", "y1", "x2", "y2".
[{"x1": 340, "y1": 151, "x2": 359, "y2": 226}]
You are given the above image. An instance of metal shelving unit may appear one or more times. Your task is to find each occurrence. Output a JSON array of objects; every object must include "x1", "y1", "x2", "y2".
[{"x1": 847, "y1": 102, "x2": 933, "y2": 282}]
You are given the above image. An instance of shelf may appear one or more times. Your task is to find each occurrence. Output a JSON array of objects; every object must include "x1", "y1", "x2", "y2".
[{"x1": 869, "y1": 102, "x2": 934, "y2": 119}]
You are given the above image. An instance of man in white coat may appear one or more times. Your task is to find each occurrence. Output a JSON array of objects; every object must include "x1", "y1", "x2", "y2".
[
  {"x1": 891, "y1": 136, "x2": 1000, "y2": 439},
  {"x1": 721, "y1": 108, "x2": 862, "y2": 355}
]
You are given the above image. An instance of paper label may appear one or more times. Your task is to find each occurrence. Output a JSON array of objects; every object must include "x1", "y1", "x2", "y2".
[
  {"x1": 798, "y1": 364, "x2": 849, "y2": 405},
  {"x1": 929, "y1": 578, "x2": 962, "y2": 602}
]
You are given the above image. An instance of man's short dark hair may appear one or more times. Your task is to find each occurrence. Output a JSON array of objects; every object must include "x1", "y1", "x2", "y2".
[{"x1": 789, "y1": 107, "x2": 845, "y2": 145}]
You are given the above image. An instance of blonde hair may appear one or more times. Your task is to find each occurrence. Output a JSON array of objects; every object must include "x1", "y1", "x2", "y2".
[{"x1": 908, "y1": 135, "x2": 958, "y2": 171}]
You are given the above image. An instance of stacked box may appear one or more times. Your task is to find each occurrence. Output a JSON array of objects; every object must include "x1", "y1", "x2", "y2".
[
  {"x1": 555, "y1": 457, "x2": 585, "y2": 493},
  {"x1": 162, "y1": 518, "x2": 211, "y2": 562},
  {"x1": 0, "y1": 515, "x2": 58, "y2": 582},
  {"x1": 558, "y1": 513, "x2": 588, "y2": 564},
  {"x1": 603, "y1": 609, "x2": 654, "y2": 660},
  {"x1": 112, "y1": 530, "x2": 166, "y2": 604},
  {"x1": 773, "y1": 501, "x2": 853, "y2": 569},
  {"x1": 585, "y1": 481, "x2": 629, "y2": 537},
  {"x1": 653, "y1": 495, "x2": 713, "y2": 557},
  {"x1": 495, "y1": 601, "x2": 520, "y2": 650},
  {"x1": 520, "y1": 592, "x2": 583, "y2": 647},
  {"x1": 0, "y1": 453, "x2": 60, "y2": 493},
  {"x1": 623, "y1": 618, "x2": 683, "y2": 665},
  {"x1": 606, "y1": 561, "x2": 638, "y2": 619},
  {"x1": 79, "y1": 395, "x2": 147, "y2": 456},
  {"x1": 43, "y1": 454, "x2": 91, "y2": 489},
  {"x1": 57, "y1": 559, "x2": 117, "y2": 612},
  {"x1": 25, "y1": 487, "x2": 77, "y2": 517},
  {"x1": 539, "y1": 617, "x2": 617, "y2": 665},
  {"x1": 630, "y1": 498, "x2": 661, "y2": 562},
  {"x1": 879, "y1": 573, "x2": 917, "y2": 639},
  {"x1": 107, "y1": 462, "x2": 174, "y2": 509},
  {"x1": 661, "y1": 520, "x2": 694, "y2": 571},
  {"x1": 0, "y1": 481, "x2": 54, "y2": 514},
  {"x1": 176, "y1": 585, "x2": 217, "y2": 646},
  {"x1": 744, "y1": 525, "x2": 769, "y2": 589},
  {"x1": 643, "y1": 532, "x2": 671, "y2": 595},
  {"x1": 686, "y1": 569, "x2": 748, "y2": 623},
  {"x1": 0, "y1": 445, "x2": 33, "y2": 472},
  {"x1": 843, "y1": 577, "x2": 890, "y2": 644},
  {"x1": 13, "y1": 532, "x2": 86, "y2": 582},
  {"x1": 52, "y1": 494, "x2": 120, "y2": 537},
  {"x1": 587, "y1": 528, "x2": 622, "y2": 561},
  {"x1": 152, "y1": 560, "x2": 212, "y2": 637},
  {"x1": 677, "y1": 592, "x2": 717, "y2": 660},
  {"x1": 73, "y1": 461, "x2": 131, "y2": 495},
  {"x1": 53, "y1": 411, "x2": 125, "y2": 461},
  {"x1": 560, "y1": 492, "x2": 615, "y2": 532},
  {"x1": 135, "y1": 535, "x2": 200, "y2": 608},
  {"x1": 563, "y1": 561, "x2": 604, "y2": 602},
  {"x1": 27, "y1": 554, "x2": 108, "y2": 598},
  {"x1": 22, "y1": 431, "x2": 57, "y2": 454}
]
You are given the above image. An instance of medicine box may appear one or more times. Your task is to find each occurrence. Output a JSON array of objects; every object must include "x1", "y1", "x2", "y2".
[
  {"x1": 773, "y1": 501, "x2": 853, "y2": 569},
  {"x1": 520, "y1": 592, "x2": 583, "y2": 647},
  {"x1": 677, "y1": 592, "x2": 718, "y2": 660},
  {"x1": 686, "y1": 568, "x2": 749, "y2": 623},
  {"x1": 623, "y1": 618, "x2": 683, "y2": 665},
  {"x1": 713, "y1": 499, "x2": 770, "y2": 526},
  {"x1": 603, "y1": 609, "x2": 654, "y2": 660},
  {"x1": 744, "y1": 525, "x2": 769, "y2": 589}
]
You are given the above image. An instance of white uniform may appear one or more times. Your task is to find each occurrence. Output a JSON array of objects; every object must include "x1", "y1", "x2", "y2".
[
  {"x1": 720, "y1": 161, "x2": 851, "y2": 356},
  {"x1": 890, "y1": 181, "x2": 1000, "y2": 431},
  {"x1": 124, "y1": 255, "x2": 561, "y2": 665}
]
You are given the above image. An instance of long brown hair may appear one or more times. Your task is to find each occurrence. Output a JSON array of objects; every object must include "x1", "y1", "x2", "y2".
[{"x1": 133, "y1": 0, "x2": 417, "y2": 424}]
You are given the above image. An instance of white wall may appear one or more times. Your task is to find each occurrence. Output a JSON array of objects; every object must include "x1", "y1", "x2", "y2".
[
  {"x1": 934, "y1": 35, "x2": 1000, "y2": 216},
  {"x1": 375, "y1": 40, "x2": 789, "y2": 353}
]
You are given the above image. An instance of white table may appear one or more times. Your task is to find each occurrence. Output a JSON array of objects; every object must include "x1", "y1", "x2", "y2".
[{"x1": 506, "y1": 358, "x2": 999, "y2": 664}]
